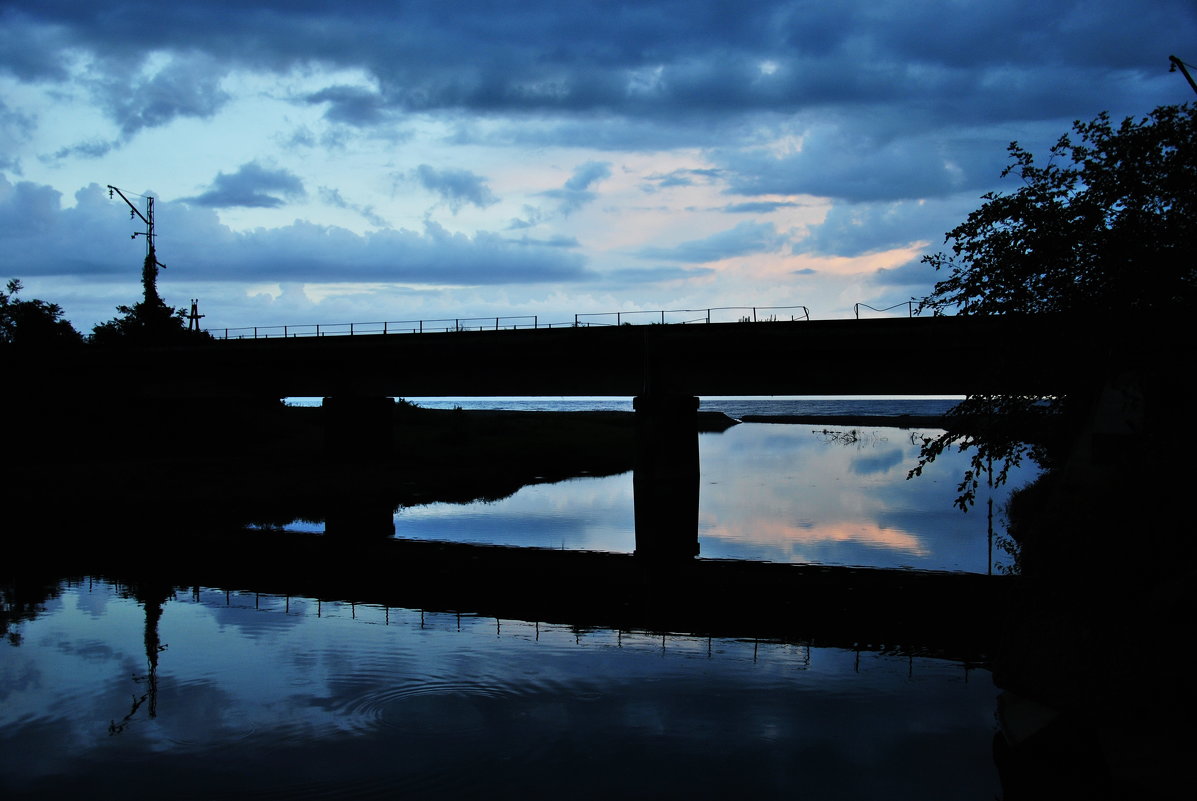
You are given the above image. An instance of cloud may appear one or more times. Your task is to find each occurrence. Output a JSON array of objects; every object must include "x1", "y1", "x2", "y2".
[
  {"x1": 183, "y1": 162, "x2": 306, "y2": 208},
  {"x1": 720, "y1": 127, "x2": 1010, "y2": 203},
  {"x1": 43, "y1": 139, "x2": 120, "y2": 161},
  {"x1": 305, "y1": 85, "x2": 389, "y2": 126},
  {"x1": 796, "y1": 196, "x2": 979, "y2": 258},
  {"x1": 870, "y1": 258, "x2": 939, "y2": 289},
  {"x1": 605, "y1": 266, "x2": 716, "y2": 284},
  {"x1": 91, "y1": 52, "x2": 231, "y2": 138},
  {"x1": 2, "y1": 179, "x2": 592, "y2": 288},
  {"x1": 564, "y1": 162, "x2": 612, "y2": 192},
  {"x1": 504, "y1": 234, "x2": 580, "y2": 248},
  {"x1": 540, "y1": 161, "x2": 611, "y2": 216},
  {"x1": 2, "y1": 1, "x2": 1194, "y2": 328},
  {"x1": 722, "y1": 201, "x2": 801, "y2": 214},
  {"x1": 637, "y1": 221, "x2": 787, "y2": 263},
  {"x1": 643, "y1": 168, "x2": 723, "y2": 190},
  {"x1": 4, "y1": 2, "x2": 1190, "y2": 127},
  {"x1": 318, "y1": 186, "x2": 390, "y2": 229},
  {"x1": 0, "y1": 100, "x2": 35, "y2": 171},
  {"x1": 412, "y1": 165, "x2": 498, "y2": 213}
]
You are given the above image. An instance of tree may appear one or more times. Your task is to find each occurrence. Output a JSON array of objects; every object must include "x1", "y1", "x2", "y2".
[
  {"x1": 0, "y1": 279, "x2": 83, "y2": 346},
  {"x1": 90, "y1": 295, "x2": 207, "y2": 346},
  {"x1": 910, "y1": 103, "x2": 1196, "y2": 508},
  {"x1": 921, "y1": 103, "x2": 1196, "y2": 317},
  {"x1": 90, "y1": 253, "x2": 210, "y2": 345}
]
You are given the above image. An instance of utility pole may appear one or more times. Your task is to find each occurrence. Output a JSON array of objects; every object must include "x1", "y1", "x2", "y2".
[
  {"x1": 1169, "y1": 55, "x2": 1197, "y2": 97},
  {"x1": 108, "y1": 185, "x2": 167, "y2": 307},
  {"x1": 187, "y1": 298, "x2": 205, "y2": 332}
]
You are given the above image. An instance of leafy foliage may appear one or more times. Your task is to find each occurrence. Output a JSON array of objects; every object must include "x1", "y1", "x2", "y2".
[
  {"x1": 90, "y1": 296, "x2": 209, "y2": 346},
  {"x1": 920, "y1": 103, "x2": 1197, "y2": 317},
  {"x1": 908, "y1": 393, "x2": 1063, "y2": 512},
  {"x1": 0, "y1": 279, "x2": 83, "y2": 346},
  {"x1": 911, "y1": 104, "x2": 1196, "y2": 508}
]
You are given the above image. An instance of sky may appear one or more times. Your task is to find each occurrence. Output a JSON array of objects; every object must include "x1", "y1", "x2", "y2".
[{"x1": 2, "y1": 0, "x2": 1194, "y2": 334}]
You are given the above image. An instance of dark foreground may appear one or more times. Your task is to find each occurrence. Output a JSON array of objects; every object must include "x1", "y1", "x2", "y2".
[{"x1": 4, "y1": 399, "x2": 1195, "y2": 799}]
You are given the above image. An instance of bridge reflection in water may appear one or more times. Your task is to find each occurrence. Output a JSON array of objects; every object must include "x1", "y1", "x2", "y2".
[{"x1": 19, "y1": 316, "x2": 1076, "y2": 665}]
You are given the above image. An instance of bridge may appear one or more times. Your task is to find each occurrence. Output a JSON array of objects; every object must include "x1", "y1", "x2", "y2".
[
  {"x1": 26, "y1": 313, "x2": 1143, "y2": 399},
  {"x1": 9, "y1": 311, "x2": 1175, "y2": 656}
]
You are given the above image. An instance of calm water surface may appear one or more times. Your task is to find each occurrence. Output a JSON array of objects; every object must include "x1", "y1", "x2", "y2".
[
  {"x1": 293, "y1": 398, "x2": 1033, "y2": 574},
  {"x1": 1, "y1": 579, "x2": 1000, "y2": 800},
  {"x1": 2, "y1": 398, "x2": 1026, "y2": 798}
]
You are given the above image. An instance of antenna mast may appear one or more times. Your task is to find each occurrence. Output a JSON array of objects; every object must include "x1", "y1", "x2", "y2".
[{"x1": 108, "y1": 185, "x2": 168, "y2": 306}]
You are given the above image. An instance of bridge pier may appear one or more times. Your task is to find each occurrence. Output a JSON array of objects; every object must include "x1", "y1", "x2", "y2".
[
  {"x1": 322, "y1": 395, "x2": 394, "y2": 459},
  {"x1": 325, "y1": 496, "x2": 397, "y2": 538},
  {"x1": 633, "y1": 394, "x2": 700, "y2": 561}
]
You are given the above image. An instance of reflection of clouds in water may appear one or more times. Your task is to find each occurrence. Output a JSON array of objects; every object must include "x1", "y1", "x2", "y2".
[
  {"x1": 699, "y1": 516, "x2": 929, "y2": 565},
  {"x1": 0, "y1": 580, "x2": 1001, "y2": 799},
  {"x1": 850, "y1": 447, "x2": 907, "y2": 476},
  {"x1": 396, "y1": 473, "x2": 635, "y2": 552},
  {"x1": 277, "y1": 422, "x2": 1038, "y2": 570},
  {"x1": 699, "y1": 423, "x2": 1033, "y2": 570},
  {"x1": 702, "y1": 517, "x2": 929, "y2": 555}
]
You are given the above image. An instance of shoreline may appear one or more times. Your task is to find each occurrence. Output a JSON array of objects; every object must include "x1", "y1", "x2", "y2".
[{"x1": 738, "y1": 413, "x2": 947, "y2": 428}]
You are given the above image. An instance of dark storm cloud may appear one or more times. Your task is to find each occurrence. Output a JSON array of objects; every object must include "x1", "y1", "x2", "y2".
[
  {"x1": 2, "y1": 180, "x2": 592, "y2": 286},
  {"x1": 637, "y1": 221, "x2": 786, "y2": 263},
  {"x1": 2, "y1": 0, "x2": 1193, "y2": 215},
  {"x1": 183, "y1": 162, "x2": 306, "y2": 208},
  {"x1": 9, "y1": 1, "x2": 1187, "y2": 125},
  {"x1": 412, "y1": 164, "x2": 498, "y2": 213}
]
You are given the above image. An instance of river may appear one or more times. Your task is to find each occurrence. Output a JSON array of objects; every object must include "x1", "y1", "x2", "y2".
[{"x1": 1, "y1": 397, "x2": 1037, "y2": 799}]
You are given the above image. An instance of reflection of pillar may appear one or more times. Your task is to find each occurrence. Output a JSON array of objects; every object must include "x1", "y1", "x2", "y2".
[
  {"x1": 322, "y1": 396, "x2": 394, "y2": 458},
  {"x1": 633, "y1": 394, "x2": 700, "y2": 560}
]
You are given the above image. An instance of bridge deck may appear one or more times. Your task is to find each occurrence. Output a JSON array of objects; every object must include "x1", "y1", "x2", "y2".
[{"x1": 16, "y1": 314, "x2": 1166, "y2": 399}]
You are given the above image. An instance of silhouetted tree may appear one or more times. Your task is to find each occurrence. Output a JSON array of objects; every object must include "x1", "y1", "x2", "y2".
[
  {"x1": 90, "y1": 257, "x2": 210, "y2": 346},
  {"x1": 920, "y1": 103, "x2": 1196, "y2": 317},
  {"x1": 911, "y1": 103, "x2": 1196, "y2": 508},
  {"x1": 90, "y1": 297, "x2": 198, "y2": 345},
  {"x1": 0, "y1": 279, "x2": 83, "y2": 346}
]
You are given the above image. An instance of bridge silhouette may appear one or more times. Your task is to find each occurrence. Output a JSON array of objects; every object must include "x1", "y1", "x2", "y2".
[
  {"x1": 13, "y1": 312, "x2": 1170, "y2": 663},
  {"x1": 56, "y1": 314, "x2": 1118, "y2": 399}
]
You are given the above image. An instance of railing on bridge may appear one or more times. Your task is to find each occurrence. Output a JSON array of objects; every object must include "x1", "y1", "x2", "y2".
[
  {"x1": 205, "y1": 305, "x2": 811, "y2": 340},
  {"x1": 854, "y1": 301, "x2": 921, "y2": 319},
  {"x1": 572, "y1": 305, "x2": 810, "y2": 327}
]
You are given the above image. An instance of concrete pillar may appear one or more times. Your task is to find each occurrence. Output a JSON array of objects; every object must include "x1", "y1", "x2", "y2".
[
  {"x1": 324, "y1": 498, "x2": 397, "y2": 538},
  {"x1": 633, "y1": 394, "x2": 700, "y2": 560},
  {"x1": 322, "y1": 395, "x2": 394, "y2": 459}
]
